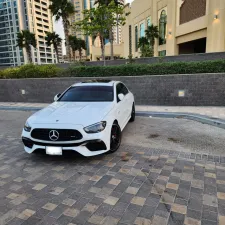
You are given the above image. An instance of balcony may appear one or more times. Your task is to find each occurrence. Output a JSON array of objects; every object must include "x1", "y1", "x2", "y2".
[
  {"x1": 35, "y1": 11, "x2": 41, "y2": 15},
  {"x1": 39, "y1": 48, "x2": 45, "y2": 52},
  {"x1": 37, "y1": 29, "x2": 43, "y2": 33},
  {"x1": 41, "y1": 1, "x2": 47, "y2": 6},
  {"x1": 35, "y1": 5, "x2": 41, "y2": 9},
  {"x1": 42, "y1": 13, "x2": 48, "y2": 18}
]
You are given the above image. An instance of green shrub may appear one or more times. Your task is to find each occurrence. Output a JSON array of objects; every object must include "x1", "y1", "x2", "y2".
[
  {"x1": 0, "y1": 64, "x2": 61, "y2": 79},
  {"x1": 1, "y1": 59, "x2": 225, "y2": 79}
]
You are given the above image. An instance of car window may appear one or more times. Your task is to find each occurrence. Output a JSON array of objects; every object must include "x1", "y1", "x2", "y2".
[
  {"x1": 116, "y1": 83, "x2": 123, "y2": 95},
  {"x1": 116, "y1": 83, "x2": 123, "y2": 102},
  {"x1": 116, "y1": 83, "x2": 129, "y2": 102},
  {"x1": 120, "y1": 83, "x2": 129, "y2": 95},
  {"x1": 116, "y1": 83, "x2": 129, "y2": 95},
  {"x1": 58, "y1": 86, "x2": 114, "y2": 102}
]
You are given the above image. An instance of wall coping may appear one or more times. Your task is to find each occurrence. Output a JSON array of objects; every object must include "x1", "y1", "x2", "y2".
[{"x1": 0, "y1": 73, "x2": 224, "y2": 81}]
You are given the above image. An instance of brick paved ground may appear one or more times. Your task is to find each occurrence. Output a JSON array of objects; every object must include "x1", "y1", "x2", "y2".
[
  {"x1": 1, "y1": 111, "x2": 225, "y2": 224},
  {"x1": 1, "y1": 143, "x2": 225, "y2": 225}
]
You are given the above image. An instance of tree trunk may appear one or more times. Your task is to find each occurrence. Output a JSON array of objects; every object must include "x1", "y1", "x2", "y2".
[
  {"x1": 79, "y1": 50, "x2": 82, "y2": 61},
  {"x1": 55, "y1": 45, "x2": 60, "y2": 63},
  {"x1": 102, "y1": 44, "x2": 106, "y2": 66},
  {"x1": 151, "y1": 38, "x2": 155, "y2": 56},
  {"x1": 73, "y1": 50, "x2": 76, "y2": 62},
  {"x1": 100, "y1": 36, "x2": 105, "y2": 66},
  {"x1": 109, "y1": 29, "x2": 114, "y2": 60},
  {"x1": 26, "y1": 46, "x2": 32, "y2": 63},
  {"x1": 63, "y1": 18, "x2": 71, "y2": 62}
]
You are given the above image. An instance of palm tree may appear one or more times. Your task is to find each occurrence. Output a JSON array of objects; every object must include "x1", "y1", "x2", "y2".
[
  {"x1": 76, "y1": 38, "x2": 86, "y2": 61},
  {"x1": 94, "y1": 0, "x2": 123, "y2": 60},
  {"x1": 94, "y1": 0, "x2": 122, "y2": 5},
  {"x1": 145, "y1": 25, "x2": 159, "y2": 56},
  {"x1": 138, "y1": 37, "x2": 153, "y2": 57},
  {"x1": 49, "y1": 0, "x2": 75, "y2": 62},
  {"x1": 45, "y1": 32, "x2": 62, "y2": 63},
  {"x1": 69, "y1": 36, "x2": 86, "y2": 61},
  {"x1": 69, "y1": 35, "x2": 78, "y2": 61},
  {"x1": 17, "y1": 30, "x2": 36, "y2": 63},
  {"x1": 138, "y1": 37, "x2": 149, "y2": 49}
]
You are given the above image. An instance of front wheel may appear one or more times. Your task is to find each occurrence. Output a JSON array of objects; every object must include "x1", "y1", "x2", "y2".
[
  {"x1": 129, "y1": 103, "x2": 135, "y2": 122},
  {"x1": 109, "y1": 123, "x2": 122, "y2": 153}
]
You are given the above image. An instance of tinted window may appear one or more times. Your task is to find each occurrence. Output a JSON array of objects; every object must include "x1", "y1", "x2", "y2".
[
  {"x1": 116, "y1": 83, "x2": 129, "y2": 102},
  {"x1": 116, "y1": 83, "x2": 123, "y2": 95},
  {"x1": 121, "y1": 83, "x2": 129, "y2": 95},
  {"x1": 117, "y1": 83, "x2": 129, "y2": 95},
  {"x1": 59, "y1": 86, "x2": 114, "y2": 102}
]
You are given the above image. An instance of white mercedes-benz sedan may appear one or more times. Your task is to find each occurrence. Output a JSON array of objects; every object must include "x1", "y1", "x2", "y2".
[{"x1": 22, "y1": 80, "x2": 135, "y2": 157}]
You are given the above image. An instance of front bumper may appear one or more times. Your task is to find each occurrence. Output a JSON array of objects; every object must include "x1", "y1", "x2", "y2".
[
  {"x1": 22, "y1": 137, "x2": 108, "y2": 156},
  {"x1": 21, "y1": 124, "x2": 111, "y2": 157}
]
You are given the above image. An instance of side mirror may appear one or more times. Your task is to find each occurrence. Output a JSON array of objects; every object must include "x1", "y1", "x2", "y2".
[
  {"x1": 118, "y1": 93, "x2": 125, "y2": 101},
  {"x1": 54, "y1": 93, "x2": 61, "y2": 101}
]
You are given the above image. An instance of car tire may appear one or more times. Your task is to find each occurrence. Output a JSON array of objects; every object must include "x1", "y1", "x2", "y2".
[
  {"x1": 109, "y1": 123, "x2": 122, "y2": 153},
  {"x1": 129, "y1": 103, "x2": 135, "y2": 122}
]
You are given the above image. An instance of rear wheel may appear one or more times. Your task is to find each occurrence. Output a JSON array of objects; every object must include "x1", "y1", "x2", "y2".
[
  {"x1": 129, "y1": 103, "x2": 135, "y2": 122},
  {"x1": 109, "y1": 123, "x2": 122, "y2": 153}
]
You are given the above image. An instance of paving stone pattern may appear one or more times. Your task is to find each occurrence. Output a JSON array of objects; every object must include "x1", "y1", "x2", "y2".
[{"x1": 1, "y1": 138, "x2": 225, "y2": 224}]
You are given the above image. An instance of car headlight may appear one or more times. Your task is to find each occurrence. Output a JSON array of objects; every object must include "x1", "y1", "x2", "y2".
[
  {"x1": 24, "y1": 121, "x2": 32, "y2": 132},
  {"x1": 84, "y1": 121, "x2": 107, "y2": 134}
]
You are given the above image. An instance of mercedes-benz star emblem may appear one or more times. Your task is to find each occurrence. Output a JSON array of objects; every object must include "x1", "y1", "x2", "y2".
[{"x1": 49, "y1": 130, "x2": 59, "y2": 141}]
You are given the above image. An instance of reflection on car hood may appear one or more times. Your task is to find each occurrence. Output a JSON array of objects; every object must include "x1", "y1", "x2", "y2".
[{"x1": 28, "y1": 101, "x2": 114, "y2": 127}]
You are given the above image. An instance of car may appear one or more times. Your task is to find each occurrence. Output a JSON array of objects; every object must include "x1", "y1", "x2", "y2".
[{"x1": 21, "y1": 80, "x2": 135, "y2": 157}]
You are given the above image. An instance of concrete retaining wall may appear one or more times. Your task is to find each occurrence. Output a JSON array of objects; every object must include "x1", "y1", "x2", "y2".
[{"x1": 1, "y1": 73, "x2": 225, "y2": 106}]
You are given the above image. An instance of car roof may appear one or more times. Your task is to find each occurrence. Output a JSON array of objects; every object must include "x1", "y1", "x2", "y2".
[{"x1": 72, "y1": 80, "x2": 116, "y2": 87}]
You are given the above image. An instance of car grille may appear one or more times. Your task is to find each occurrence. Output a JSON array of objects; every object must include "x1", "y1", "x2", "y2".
[{"x1": 31, "y1": 129, "x2": 83, "y2": 141}]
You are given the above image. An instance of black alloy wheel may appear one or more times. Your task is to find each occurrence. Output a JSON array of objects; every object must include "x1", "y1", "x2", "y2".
[
  {"x1": 129, "y1": 103, "x2": 135, "y2": 122},
  {"x1": 110, "y1": 123, "x2": 122, "y2": 153}
]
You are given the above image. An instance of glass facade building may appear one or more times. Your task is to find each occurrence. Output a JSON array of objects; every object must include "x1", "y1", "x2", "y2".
[
  {"x1": 0, "y1": 0, "x2": 55, "y2": 67},
  {"x1": 0, "y1": 0, "x2": 24, "y2": 66}
]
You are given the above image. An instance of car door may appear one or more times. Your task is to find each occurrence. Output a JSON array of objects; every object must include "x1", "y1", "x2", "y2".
[
  {"x1": 120, "y1": 83, "x2": 132, "y2": 121},
  {"x1": 115, "y1": 83, "x2": 127, "y2": 128}
]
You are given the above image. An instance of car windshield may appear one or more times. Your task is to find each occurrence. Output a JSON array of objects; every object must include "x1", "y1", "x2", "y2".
[{"x1": 58, "y1": 86, "x2": 114, "y2": 102}]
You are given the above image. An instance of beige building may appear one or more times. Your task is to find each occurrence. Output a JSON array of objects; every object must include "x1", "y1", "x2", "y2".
[
  {"x1": 27, "y1": 0, "x2": 56, "y2": 64},
  {"x1": 122, "y1": 0, "x2": 225, "y2": 58}
]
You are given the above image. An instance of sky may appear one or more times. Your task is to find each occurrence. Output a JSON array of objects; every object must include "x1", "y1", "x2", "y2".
[
  {"x1": 126, "y1": 0, "x2": 134, "y2": 3},
  {"x1": 54, "y1": 0, "x2": 134, "y2": 55}
]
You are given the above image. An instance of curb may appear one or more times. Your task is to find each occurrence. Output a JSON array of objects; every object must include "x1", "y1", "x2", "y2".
[
  {"x1": 136, "y1": 111, "x2": 225, "y2": 130},
  {"x1": 1, "y1": 106, "x2": 225, "y2": 130},
  {"x1": 0, "y1": 106, "x2": 43, "y2": 111}
]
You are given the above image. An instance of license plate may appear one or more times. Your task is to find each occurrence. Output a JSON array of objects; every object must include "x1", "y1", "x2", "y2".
[{"x1": 46, "y1": 147, "x2": 62, "y2": 155}]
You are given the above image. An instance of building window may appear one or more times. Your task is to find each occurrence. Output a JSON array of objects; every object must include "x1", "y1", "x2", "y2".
[
  {"x1": 135, "y1": 25, "x2": 138, "y2": 52},
  {"x1": 158, "y1": 50, "x2": 166, "y2": 56},
  {"x1": 159, "y1": 10, "x2": 167, "y2": 45},
  {"x1": 147, "y1": 17, "x2": 151, "y2": 27},
  {"x1": 140, "y1": 23, "x2": 145, "y2": 38},
  {"x1": 129, "y1": 25, "x2": 132, "y2": 55},
  {"x1": 83, "y1": 0, "x2": 87, "y2": 9},
  {"x1": 90, "y1": 0, "x2": 94, "y2": 8}
]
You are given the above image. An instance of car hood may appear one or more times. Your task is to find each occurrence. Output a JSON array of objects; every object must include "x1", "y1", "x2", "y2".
[{"x1": 28, "y1": 101, "x2": 114, "y2": 127}]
